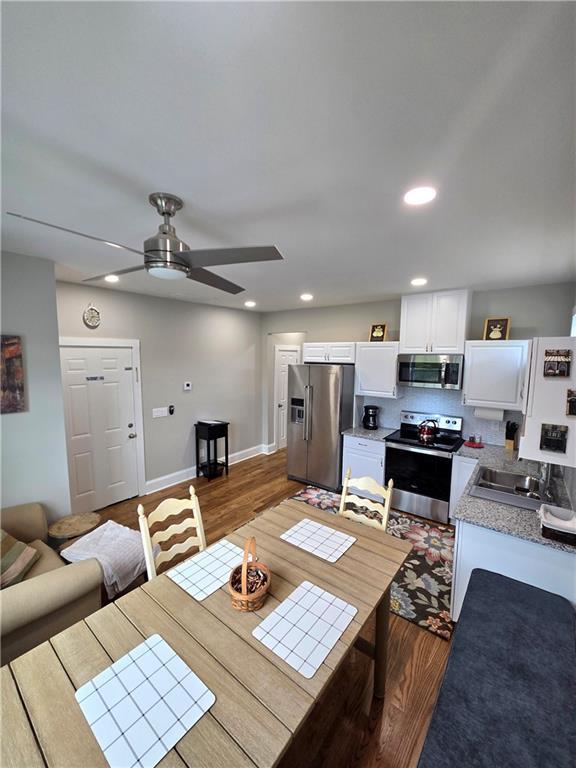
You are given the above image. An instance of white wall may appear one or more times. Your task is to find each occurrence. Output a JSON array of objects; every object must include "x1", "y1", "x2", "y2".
[
  {"x1": 1, "y1": 252, "x2": 71, "y2": 520},
  {"x1": 56, "y1": 282, "x2": 264, "y2": 484}
]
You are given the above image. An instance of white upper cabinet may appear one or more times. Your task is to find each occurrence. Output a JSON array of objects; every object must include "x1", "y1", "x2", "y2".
[
  {"x1": 399, "y1": 293, "x2": 432, "y2": 353},
  {"x1": 462, "y1": 340, "x2": 531, "y2": 410},
  {"x1": 355, "y1": 342, "x2": 399, "y2": 398},
  {"x1": 326, "y1": 343, "x2": 356, "y2": 363},
  {"x1": 302, "y1": 343, "x2": 329, "y2": 362},
  {"x1": 302, "y1": 343, "x2": 356, "y2": 363},
  {"x1": 399, "y1": 289, "x2": 470, "y2": 354}
]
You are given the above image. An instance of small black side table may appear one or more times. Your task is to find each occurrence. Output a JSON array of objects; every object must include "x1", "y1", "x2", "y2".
[{"x1": 195, "y1": 421, "x2": 230, "y2": 480}]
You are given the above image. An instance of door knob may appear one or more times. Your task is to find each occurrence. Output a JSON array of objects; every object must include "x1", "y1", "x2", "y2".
[
  {"x1": 128, "y1": 433, "x2": 137, "y2": 439},
  {"x1": 278, "y1": 403, "x2": 283, "y2": 408}
]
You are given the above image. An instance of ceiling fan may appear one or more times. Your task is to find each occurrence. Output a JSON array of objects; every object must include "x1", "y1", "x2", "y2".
[{"x1": 6, "y1": 193, "x2": 283, "y2": 294}]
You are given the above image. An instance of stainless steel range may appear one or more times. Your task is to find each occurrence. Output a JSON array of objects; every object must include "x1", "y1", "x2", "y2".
[{"x1": 385, "y1": 411, "x2": 464, "y2": 523}]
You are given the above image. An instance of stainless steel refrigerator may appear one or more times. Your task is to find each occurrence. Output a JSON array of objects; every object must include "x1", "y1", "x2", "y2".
[{"x1": 287, "y1": 364, "x2": 355, "y2": 490}]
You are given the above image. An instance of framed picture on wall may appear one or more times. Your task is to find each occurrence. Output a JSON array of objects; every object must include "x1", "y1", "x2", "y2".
[
  {"x1": 1, "y1": 335, "x2": 26, "y2": 414},
  {"x1": 483, "y1": 317, "x2": 511, "y2": 340},
  {"x1": 369, "y1": 324, "x2": 388, "y2": 342},
  {"x1": 544, "y1": 349, "x2": 571, "y2": 377}
]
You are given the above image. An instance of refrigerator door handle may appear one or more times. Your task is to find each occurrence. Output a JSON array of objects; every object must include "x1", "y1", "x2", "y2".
[{"x1": 304, "y1": 385, "x2": 313, "y2": 441}]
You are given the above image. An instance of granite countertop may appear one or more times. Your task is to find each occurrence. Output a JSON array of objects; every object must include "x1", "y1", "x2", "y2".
[
  {"x1": 452, "y1": 443, "x2": 575, "y2": 554},
  {"x1": 341, "y1": 426, "x2": 396, "y2": 442}
]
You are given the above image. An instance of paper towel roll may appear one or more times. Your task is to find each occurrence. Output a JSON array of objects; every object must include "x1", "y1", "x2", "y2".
[{"x1": 473, "y1": 407, "x2": 504, "y2": 421}]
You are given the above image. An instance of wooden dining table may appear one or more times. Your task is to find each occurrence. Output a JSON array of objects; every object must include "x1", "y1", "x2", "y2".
[{"x1": 1, "y1": 498, "x2": 410, "y2": 768}]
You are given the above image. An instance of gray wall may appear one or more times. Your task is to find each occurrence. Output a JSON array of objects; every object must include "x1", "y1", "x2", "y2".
[
  {"x1": 261, "y1": 281, "x2": 576, "y2": 443},
  {"x1": 1, "y1": 252, "x2": 71, "y2": 520},
  {"x1": 56, "y1": 282, "x2": 263, "y2": 482},
  {"x1": 262, "y1": 282, "x2": 575, "y2": 342}
]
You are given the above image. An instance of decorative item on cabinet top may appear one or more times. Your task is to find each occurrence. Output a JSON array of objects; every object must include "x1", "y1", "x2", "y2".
[
  {"x1": 482, "y1": 317, "x2": 510, "y2": 341},
  {"x1": 369, "y1": 324, "x2": 388, "y2": 342}
]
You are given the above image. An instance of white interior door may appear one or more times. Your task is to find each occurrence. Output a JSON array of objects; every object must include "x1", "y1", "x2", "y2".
[
  {"x1": 274, "y1": 345, "x2": 301, "y2": 450},
  {"x1": 60, "y1": 345, "x2": 139, "y2": 513}
]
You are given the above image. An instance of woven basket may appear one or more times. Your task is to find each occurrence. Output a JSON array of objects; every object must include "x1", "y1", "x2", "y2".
[{"x1": 228, "y1": 537, "x2": 271, "y2": 612}]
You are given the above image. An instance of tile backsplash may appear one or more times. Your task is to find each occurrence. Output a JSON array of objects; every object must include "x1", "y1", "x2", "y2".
[{"x1": 356, "y1": 388, "x2": 521, "y2": 446}]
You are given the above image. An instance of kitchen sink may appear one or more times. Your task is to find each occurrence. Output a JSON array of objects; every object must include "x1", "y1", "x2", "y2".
[{"x1": 469, "y1": 467, "x2": 554, "y2": 511}]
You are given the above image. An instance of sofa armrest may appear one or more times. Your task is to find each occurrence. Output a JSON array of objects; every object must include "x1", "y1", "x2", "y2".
[
  {"x1": 1, "y1": 558, "x2": 103, "y2": 637},
  {"x1": 0, "y1": 503, "x2": 48, "y2": 543}
]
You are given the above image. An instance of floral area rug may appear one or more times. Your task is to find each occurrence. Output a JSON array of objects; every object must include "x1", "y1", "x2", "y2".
[{"x1": 291, "y1": 486, "x2": 455, "y2": 640}]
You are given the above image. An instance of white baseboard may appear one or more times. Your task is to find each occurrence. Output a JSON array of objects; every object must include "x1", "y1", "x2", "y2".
[{"x1": 145, "y1": 443, "x2": 272, "y2": 494}]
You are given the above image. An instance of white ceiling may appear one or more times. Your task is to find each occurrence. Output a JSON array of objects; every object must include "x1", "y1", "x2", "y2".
[{"x1": 2, "y1": 2, "x2": 575, "y2": 312}]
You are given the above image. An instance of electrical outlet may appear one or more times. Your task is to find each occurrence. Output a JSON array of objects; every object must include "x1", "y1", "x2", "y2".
[{"x1": 183, "y1": 381, "x2": 192, "y2": 392}]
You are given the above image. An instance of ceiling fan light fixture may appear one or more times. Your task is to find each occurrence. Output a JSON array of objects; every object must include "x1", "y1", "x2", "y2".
[
  {"x1": 147, "y1": 263, "x2": 188, "y2": 280},
  {"x1": 104, "y1": 274, "x2": 119, "y2": 283}
]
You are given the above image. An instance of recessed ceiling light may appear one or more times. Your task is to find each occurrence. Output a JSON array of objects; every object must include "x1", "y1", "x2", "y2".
[
  {"x1": 403, "y1": 186, "x2": 437, "y2": 206},
  {"x1": 410, "y1": 277, "x2": 428, "y2": 287},
  {"x1": 104, "y1": 274, "x2": 119, "y2": 283},
  {"x1": 244, "y1": 300, "x2": 256, "y2": 308},
  {"x1": 300, "y1": 293, "x2": 314, "y2": 302}
]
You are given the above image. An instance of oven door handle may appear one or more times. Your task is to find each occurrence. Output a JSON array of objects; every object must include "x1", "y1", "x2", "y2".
[{"x1": 385, "y1": 442, "x2": 453, "y2": 460}]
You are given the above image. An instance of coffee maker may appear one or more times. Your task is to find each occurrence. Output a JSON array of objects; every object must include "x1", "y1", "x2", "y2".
[{"x1": 362, "y1": 405, "x2": 379, "y2": 430}]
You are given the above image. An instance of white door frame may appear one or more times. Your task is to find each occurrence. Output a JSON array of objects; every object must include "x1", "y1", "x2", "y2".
[
  {"x1": 273, "y1": 344, "x2": 301, "y2": 452},
  {"x1": 59, "y1": 337, "x2": 146, "y2": 498}
]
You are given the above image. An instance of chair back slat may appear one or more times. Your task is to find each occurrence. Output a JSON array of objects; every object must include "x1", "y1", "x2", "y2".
[
  {"x1": 137, "y1": 485, "x2": 206, "y2": 580},
  {"x1": 338, "y1": 468, "x2": 394, "y2": 531},
  {"x1": 154, "y1": 540, "x2": 199, "y2": 572}
]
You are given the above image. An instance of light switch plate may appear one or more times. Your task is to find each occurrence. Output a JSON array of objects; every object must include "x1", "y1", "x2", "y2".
[{"x1": 152, "y1": 407, "x2": 169, "y2": 418}]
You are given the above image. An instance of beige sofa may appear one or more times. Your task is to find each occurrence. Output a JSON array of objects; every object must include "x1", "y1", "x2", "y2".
[{"x1": 1, "y1": 503, "x2": 103, "y2": 664}]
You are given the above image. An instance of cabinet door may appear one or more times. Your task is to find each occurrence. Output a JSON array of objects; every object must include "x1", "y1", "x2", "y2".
[
  {"x1": 399, "y1": 293, "x2": 432, "y2": 353},
  {"x1": 463, "y1": 340, "x2": 530, "y2": 409},
  {"x1": 327, "y1": 343, "x2": 356, "y2": 363},
  {"x1": 449, "y1": 456, "x2": 478, "y2": 519},
  {"x1": 355, "y1": 342, "x2": 399, "y2": 397},
  {"x1": 431, "y1": 290, "x2": 469, "y2": 354},
  {"x1": 342, "y1": 444, "x2": 385, "y2": 499},
  {"x1": 302, "y1": 343, "x2": 328, "y2": 363}
]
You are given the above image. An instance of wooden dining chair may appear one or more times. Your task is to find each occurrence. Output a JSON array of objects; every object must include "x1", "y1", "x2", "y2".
[
  {"x1": 338, "y1": 469, "x2": 394, "y2": 531},
  {"x1": 137, "y1": 486, "x2": 207, "y2": 580}
]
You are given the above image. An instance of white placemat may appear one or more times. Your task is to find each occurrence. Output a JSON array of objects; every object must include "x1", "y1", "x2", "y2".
[
  {"x1": 75, "y1": 635, "x2": 215, "y2": 768},
  {"x1": 167, "y1": 538, "x2": 244, "y2": 601},
  {"x1": 280, "y1": 518, "x2": 355, "y2": 562},
  {"x1": 252, "y1": 581, "x2": 357, "y2": 678}
]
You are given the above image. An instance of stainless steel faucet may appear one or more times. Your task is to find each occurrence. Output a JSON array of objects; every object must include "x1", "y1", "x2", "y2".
[{"x1": 539, "y1": 463, "x2": 555, "y2": 503}]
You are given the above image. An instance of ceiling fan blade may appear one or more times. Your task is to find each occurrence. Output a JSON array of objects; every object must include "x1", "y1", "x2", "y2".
[
  {"x1": 5, "y1": 212, "x2": 145, "y2": 257},
  {"x1": 187, "y1": 268, "x2": 245, "y2": 295},
  {"x1": 179, "y1": 245, "x2": 282, "y2": 269},
  {"x1": 82, "y1": 265, "x2": 146, "y2": 282}
]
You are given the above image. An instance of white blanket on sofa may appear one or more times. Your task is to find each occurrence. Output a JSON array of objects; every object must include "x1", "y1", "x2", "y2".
[{"x1": 61, "y1": 520, "x2": 148, "y2": 598}]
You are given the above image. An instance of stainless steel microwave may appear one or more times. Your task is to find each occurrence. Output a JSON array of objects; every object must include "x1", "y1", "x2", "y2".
[{"x1": 397, "y1": 354, "x2": 464, "y2": 390}]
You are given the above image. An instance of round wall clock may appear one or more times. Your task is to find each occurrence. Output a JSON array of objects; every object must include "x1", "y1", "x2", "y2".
[{"x1": 83, "y1": 304, "x2": 101, "y2": 329}]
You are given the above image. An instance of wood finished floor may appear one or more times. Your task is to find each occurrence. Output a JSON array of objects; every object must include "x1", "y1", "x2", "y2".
[{"x1": 101, "y1": 449, "x2": 449, "y2": 768}]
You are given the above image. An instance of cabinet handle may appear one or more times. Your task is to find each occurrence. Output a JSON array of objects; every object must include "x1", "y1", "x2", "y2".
[{"x1": 380, "y1": 457, "x2": 384, "y2": 468}]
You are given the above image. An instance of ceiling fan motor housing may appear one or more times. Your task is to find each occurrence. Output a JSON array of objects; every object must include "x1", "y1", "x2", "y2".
[{"x1": 144, "y1": 193, "x2": 191, "y2": 277}]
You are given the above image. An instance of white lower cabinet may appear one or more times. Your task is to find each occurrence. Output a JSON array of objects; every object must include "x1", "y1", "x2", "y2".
[
  {"x1": 451, "y1": 521, "x2": 576, "y2": 621},
  {"x1": 449, "y1": 455, "x2": 478, "y2": 520},
  {"x1": 342, "y1": 435, "x2": 385, "y2": 498}
]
